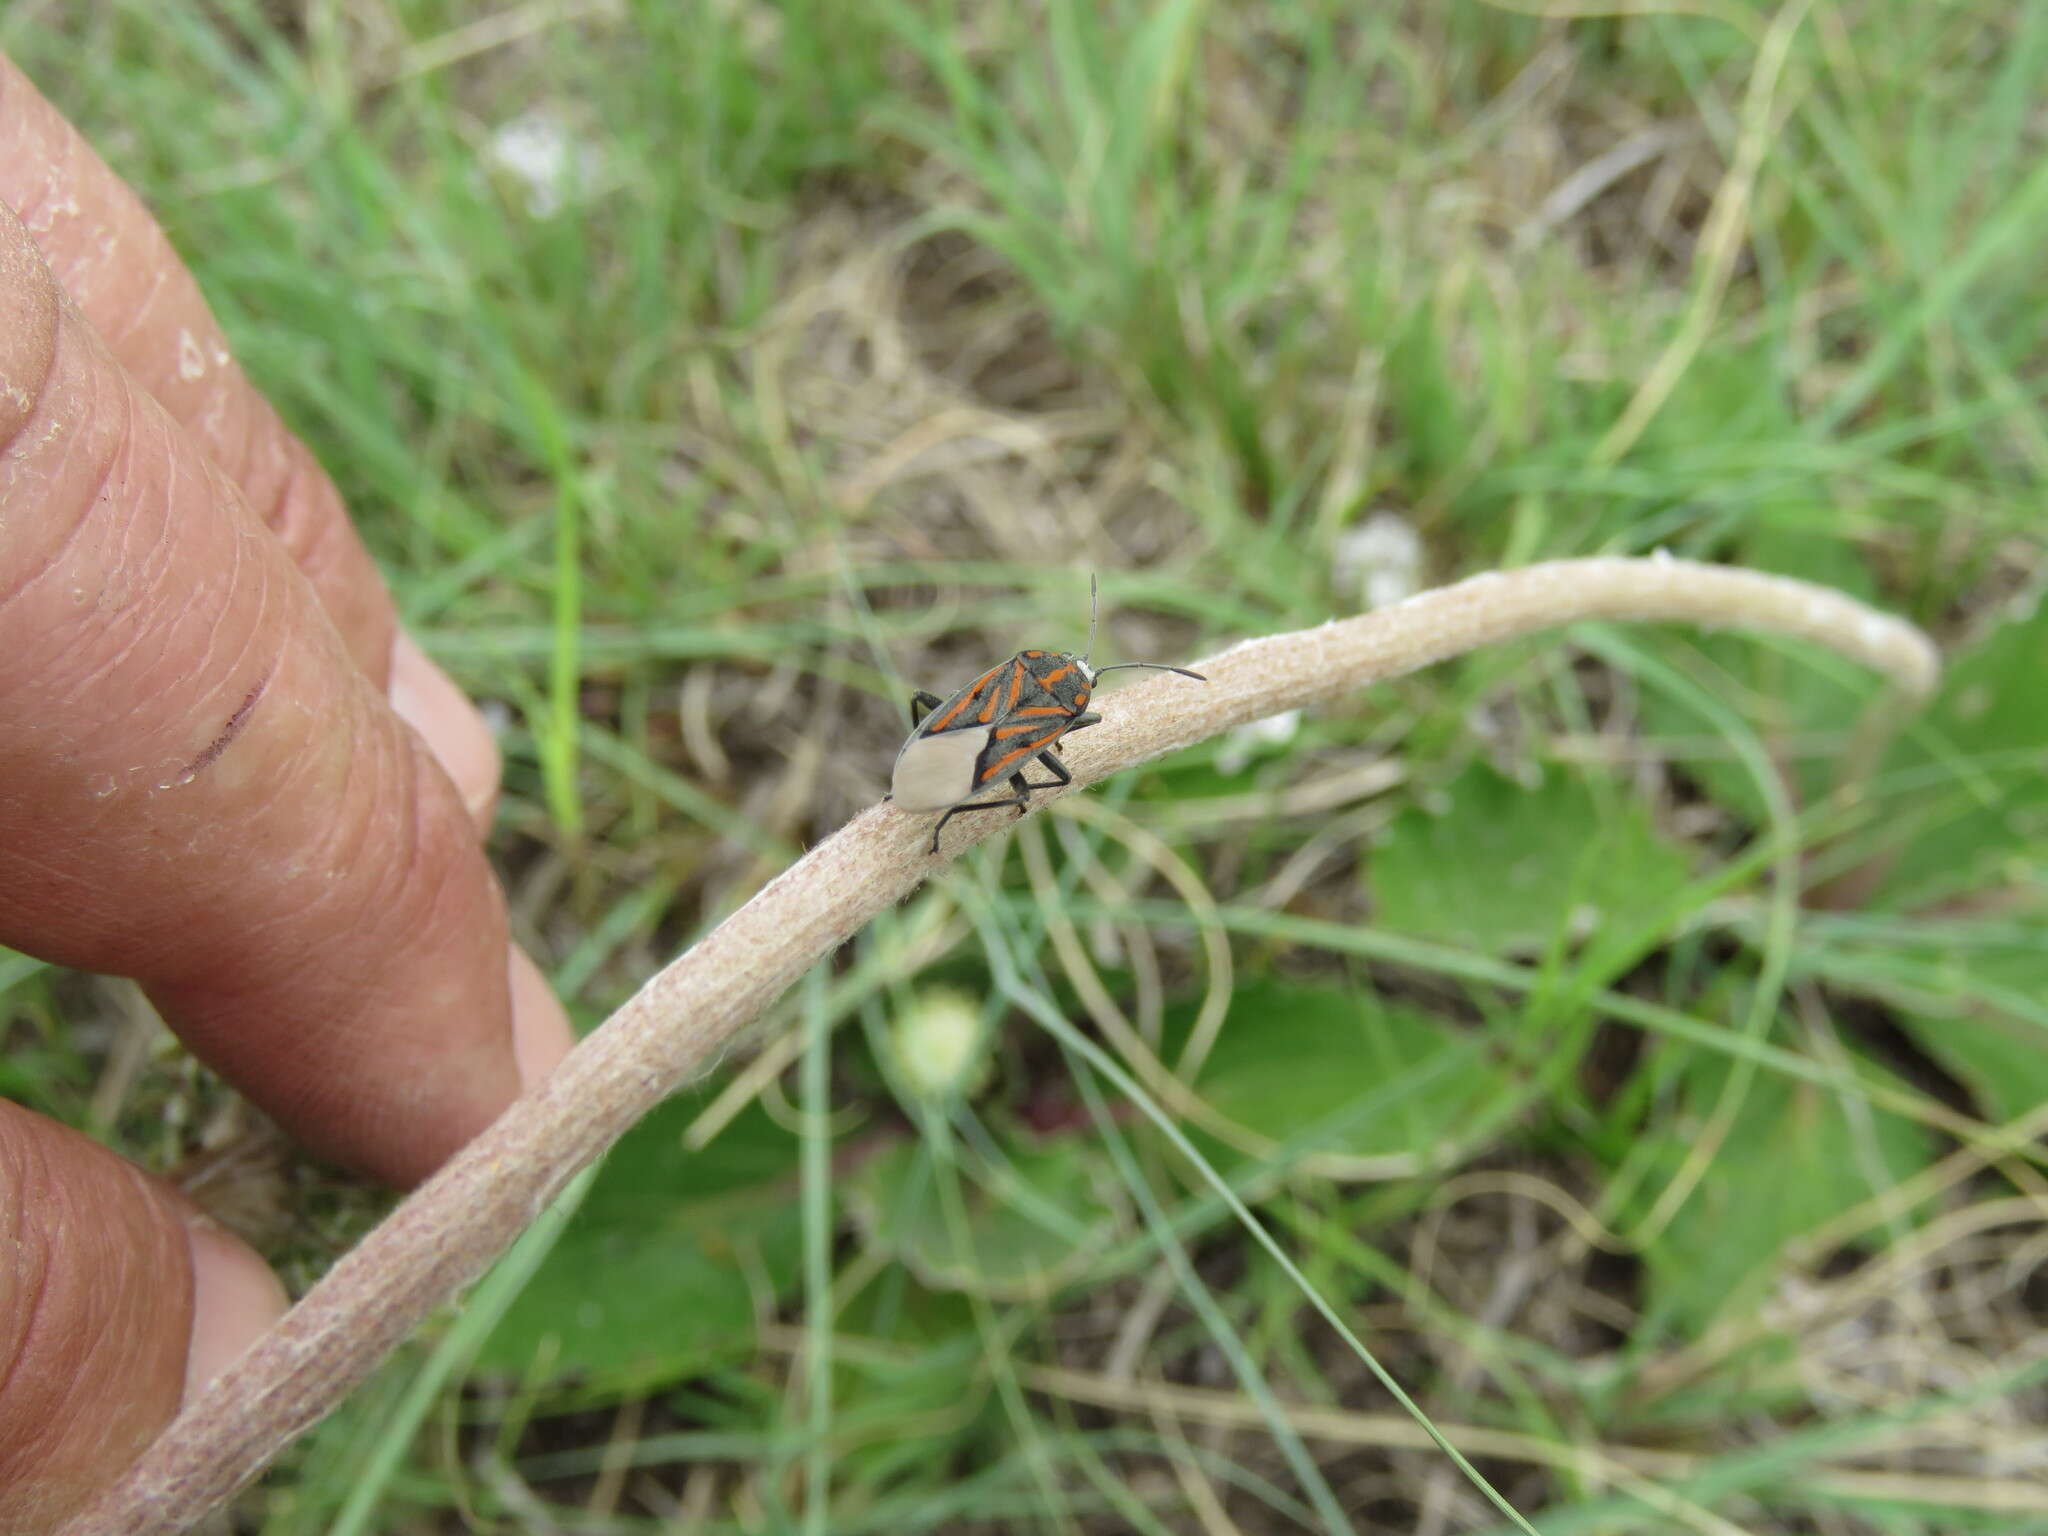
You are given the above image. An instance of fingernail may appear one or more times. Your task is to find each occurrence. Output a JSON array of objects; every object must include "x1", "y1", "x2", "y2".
[
  {"x1": 388, "y1": 629, "x2": 501, "y2": 827},
  {"x1": 183, "y1": 1220, "x2": 288, "y2": 1405},
  {"x1": 508, "y1": 944, "x2": 574, "y2": 1086}
]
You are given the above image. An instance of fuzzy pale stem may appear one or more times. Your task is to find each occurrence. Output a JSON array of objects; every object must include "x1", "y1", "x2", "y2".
[{"x1": 64, "y1": 557, "x2": 1938, "y2": 1536}]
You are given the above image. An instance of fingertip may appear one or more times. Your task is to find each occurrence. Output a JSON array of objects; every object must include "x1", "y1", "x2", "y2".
[
  {"x1": 509, "y1": 945, "x2": 574, "y2": 1087},
  {"x1": 182, "y1": 1220, "x2": 288, "y2": 1406},
  {"x1": 388, "y1": 629, "x2": 501, "y2": 827}
]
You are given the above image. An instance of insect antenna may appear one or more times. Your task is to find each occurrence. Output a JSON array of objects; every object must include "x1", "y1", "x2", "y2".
[
  {"x1": 1084, "y1": 573, "x2": 1205, "y2": 680},
  {"x1": 1093, "y1": 661, "x2": 1207, "y2": 681}
]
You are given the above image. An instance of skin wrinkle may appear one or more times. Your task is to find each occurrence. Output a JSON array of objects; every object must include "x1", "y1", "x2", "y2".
[
  {"x1": 0, "y1": 845, "x2": 100, "y2": 910},
  {"x1": 0, "y1": 348, "x2": 110, "y2": 628},
  {"x1": 147, "y1": 674, "x2": 495, "y2": 1144},
  {"x1": 4, "y1": 1138, "x2": 115, "y2": 1495},
  {"x1": 93, "y1": 336, "x2": 148, "y2": 587},
  {"x1": 46, "y1": 415, "x2": 165, "y2": 709},
  {"x1": 280, "y1": 684, "x2": 385, "y2": 921},
  {"x1": 289, "y1": 483, "x2": 378, "y2": 647},
  {"x1": 117, "y1": 403, "x2": 181, "y2": 598},
  {"x1": 0, "y1": 1186, "x2": 53, "y2": 1455},
  {"x1": 0, "y1": 456, "x2": 99, "y2": 625},
  {"x1": 0, "y1": 242, "x2": 62, "y2": 480},
  {"x1": 259, "y1": 467, "x2": 391, "y2": 686},
  {"x1": 26, "y1": 494, "x2": 285, "y2": 845},
  {"x1": 158, "y1": 712, "x2": 368, "y2": 961},
  {"x1": 158, "y1": 884, "x2": 419, "y2": 1146},
  {"x1": 0, "y1": 110, "x2": 62, "y2": 248},
  {"x1": 329, "y1": 741, "x2": 514, "y2": 1100},
  {"x1": 386, "y1": 787, "x2": 449, "y2": 941},
  {"x1": 257, "y1": 449, "x2": 319, "y2": 567},
  {"x1": 154, "y1": 465, "x2": 264, "y2": 736},
  {"x1": 23, "y1": 375, "x2": 256, "y2": 774},
  {"x1": 91, "y1": 249, "x2": 155, "y2": 355},
  {"x1": 96, "y1": 1163, "x2": 188, "y2": 1458},
  {"x1": 351, "y1": 686, "x2": 422, "y2": 892},
  {"x1": 196, "y1": 521, "x2": 265, "y2": 721}
]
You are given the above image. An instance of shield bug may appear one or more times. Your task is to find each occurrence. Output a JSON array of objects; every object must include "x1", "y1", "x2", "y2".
[{"x1": 889, "y1": 577, "x2": 1205, "y2": 853}]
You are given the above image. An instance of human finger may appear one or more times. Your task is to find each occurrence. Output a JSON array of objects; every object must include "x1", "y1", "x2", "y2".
[
  {"x1": 0, "y1": 54, "x2": 501, "y2": 821},
  {"x1": 0, "y1": 1101, "x2": 286, "y2": 1532},
  {"x1": 0, "y1": 197, "x2": 568, "y2": 1186}
]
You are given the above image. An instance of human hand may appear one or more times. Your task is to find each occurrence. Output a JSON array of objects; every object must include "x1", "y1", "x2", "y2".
[{"x1": 0, "y1": 55, "x2": 572, "y2": 1528}]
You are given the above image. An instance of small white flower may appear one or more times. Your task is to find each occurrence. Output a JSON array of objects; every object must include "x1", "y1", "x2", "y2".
[
  {"x1": 487, "y1": 110, "x2": 597, "y2": 218},
  {"x1": 1216, "y1": 709, "x2": 1302, "y2": 775},
  {"x1": 1332, "y1": 511, "x2": 1425, "y2": 611}
]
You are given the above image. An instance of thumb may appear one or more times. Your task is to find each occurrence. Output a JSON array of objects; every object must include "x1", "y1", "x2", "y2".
[{"x1": 0, "y1": 1101, "x2": 283, "y2": 1532}]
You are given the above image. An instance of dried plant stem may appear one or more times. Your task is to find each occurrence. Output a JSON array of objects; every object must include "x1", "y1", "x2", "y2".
[{"x1": 65, "y1": 557, "x2": 1940, "y2": 1536}]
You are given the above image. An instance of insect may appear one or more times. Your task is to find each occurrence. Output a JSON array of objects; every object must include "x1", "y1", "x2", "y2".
[{"x1": 889, "y1": 578, "x2": 1205, "y2": 853}]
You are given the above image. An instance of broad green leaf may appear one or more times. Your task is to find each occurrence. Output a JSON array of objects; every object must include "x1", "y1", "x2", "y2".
[
  {"x1": 844, "y1": 1132, "x2": 1126, "y2": 1299},
  {"x1": 1789, "y1": 908, "x2": 2048, "y2": 1126},
  {"x1": 1908, "y1": 987, "x2": 2048, "y2": 1126},
  {"x1": 473, "y1": 1095, "x2": 802, "y2": 1389},
  {"x1": 1868, "y1": 586, "x2": 2048, "y2": 910},
  {"x1": 1372, "y1": 760, "x2": 1694, "y2": 954},
  {"x1": 1184, "y1": 979, "x2": 1506, "y2": 1164},
  {"x1": 1637, "y1": 1051, "x2": 1930, "y2": 1337}
]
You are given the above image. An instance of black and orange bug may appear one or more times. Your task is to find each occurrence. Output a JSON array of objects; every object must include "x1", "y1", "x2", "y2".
[{"x1": 889, "y1": 578, "x2": 1205, "y2": 853}]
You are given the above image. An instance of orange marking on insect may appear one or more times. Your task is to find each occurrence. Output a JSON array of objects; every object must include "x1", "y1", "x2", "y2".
[
  {"x1": 982, "y1": 737, "x2": 1057, "y2": 781},
  {"x1": 1038, "y1": 663, "x2": 1075, "y2": 688},
  {"x1": 970, "y1": 663, "x2": 1011, "y2": 729},
  {"x1": 1005, "y1": 662, "x2": 1025, "y2": 713},
  {"x1": 1010, "y1": 704, "x2": 1070, "y2": 718},
  {"x1": 929, "y1": 668, "x2": 999, "y2": 732}
]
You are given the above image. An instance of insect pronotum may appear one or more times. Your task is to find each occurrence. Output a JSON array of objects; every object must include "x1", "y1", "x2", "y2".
[{"x1": 888, "y1": 577, "x2": 1206, "y2": 853}]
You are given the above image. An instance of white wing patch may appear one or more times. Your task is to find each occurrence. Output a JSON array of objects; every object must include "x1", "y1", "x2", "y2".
[{"x1": 891, "y1": 728, "x2": 992, "y2": 812}]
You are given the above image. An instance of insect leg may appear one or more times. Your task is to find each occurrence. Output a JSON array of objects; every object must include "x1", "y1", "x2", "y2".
[
  {"x1": 1016, "y1": 747, "x2": 1075, "y2": 794},
  {"x1": 928, "y1": 791, "x2": 1032, "y2": 853},
  {"x1": 1014, "y1": 717, "x2": 1091, "y2": 793}
]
